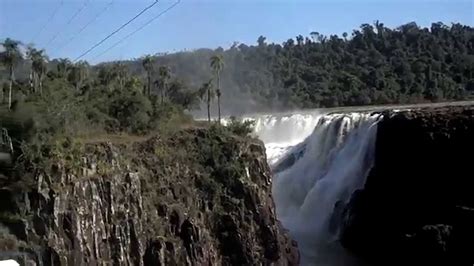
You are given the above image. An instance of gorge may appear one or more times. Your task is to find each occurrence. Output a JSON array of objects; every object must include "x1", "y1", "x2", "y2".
[
  {"x1": 254, "y1": 111, "x2": 380, "y2": 265},
  {"x1": 250, "y1": 103, "x2": 474, "y2": 265},
  {"x1": 0, "y1": 103, "x2": 473, "y2": 265}
]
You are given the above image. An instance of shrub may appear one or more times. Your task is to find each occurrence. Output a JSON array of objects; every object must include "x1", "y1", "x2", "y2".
[
  {"x1": 108, "y1": 90, "x2": 153, "y2": 134},
  {"x1": 226, "y1": 116, "x2": 255, "y2": 137}
]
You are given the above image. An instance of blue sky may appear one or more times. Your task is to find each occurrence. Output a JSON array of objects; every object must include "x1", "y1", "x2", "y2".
[{"x1": 1, "y1": 0, "x2": 472, "y2": 64}]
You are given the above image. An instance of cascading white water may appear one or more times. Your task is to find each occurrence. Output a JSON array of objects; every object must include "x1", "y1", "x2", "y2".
[
  {"x1": 251, "y1": 113, "x2": 322, "y2": 165},
  {"x1": 250, "y1": 111, "x2": 381, "y2": 266}
]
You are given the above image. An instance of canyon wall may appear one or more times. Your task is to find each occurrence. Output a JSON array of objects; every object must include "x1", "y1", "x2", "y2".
[
  {"x1": 341, "y1": 106, "x2": 474, "y2": 265},
  {"x1": 0, "y1": 128, "x2": 299, "y2": 265}
]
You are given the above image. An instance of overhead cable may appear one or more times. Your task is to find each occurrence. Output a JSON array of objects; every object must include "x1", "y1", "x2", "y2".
[
  {"x1": 57, "y1": 0, "x2": 115, "y2": 51},
  {"x1": 73, "y1": 0, "x2": 160, "y2": 62},
  {"x1": 31, "y1": 0, "x2": 64, "y2": 43},
  {"x1": 45, "y1": 0, "x2": 91, "y2": 46},
  {"x1": 93, "y1": 0, "x2": 181, "y2": 60}
]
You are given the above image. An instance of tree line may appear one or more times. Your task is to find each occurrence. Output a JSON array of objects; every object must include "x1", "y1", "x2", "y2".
[
  {"x1": 109, "y1": 21, "x2": 473, "y2": 112},
  {"x1": 2, "y1": 21, "x2": 473, "y2": 124},
  {"x1": 0, "y1": 39, "x2": 226, "y2": 166}
]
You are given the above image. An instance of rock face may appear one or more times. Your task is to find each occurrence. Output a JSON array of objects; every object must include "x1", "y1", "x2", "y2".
[
  {"x1": 0, "y1": 128, "x2": 298, "y2": 265},
  {"x1": 341, "y1": 106, "x2": 474, "y2": 265}
]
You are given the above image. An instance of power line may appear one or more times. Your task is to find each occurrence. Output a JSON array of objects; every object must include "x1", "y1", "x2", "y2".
[
  {"x1": 73, "y1": 0, "x2": 160, "y2": 62},
  {"x1": 31, "y1": 0, "x2": 64, "y2": 43},
  {"x1": 93, "y1": 0, "x2": 181, "y2": 61},
  {"x1": 57, "y1": 0, "x2": 115, "y2": 52},
  {"x1": 45, "y1": 0, "x2": 90, "y2": 47}
]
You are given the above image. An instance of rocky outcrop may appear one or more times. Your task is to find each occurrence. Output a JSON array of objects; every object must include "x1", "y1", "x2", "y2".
[
  {"x1": 0, "y1": 128, "x2": 298, "y2": 265},
  {"x1": 341, "y1": 106, "x2": 474, "y2": 265}
]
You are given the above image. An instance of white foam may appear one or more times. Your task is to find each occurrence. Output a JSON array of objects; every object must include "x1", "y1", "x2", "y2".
[
  {"x1": 0, "y1": 260, "x2": 19, "y2": 266},
  {"x1": 251, "y1": 111, "x2": 381, "y2": 265}
]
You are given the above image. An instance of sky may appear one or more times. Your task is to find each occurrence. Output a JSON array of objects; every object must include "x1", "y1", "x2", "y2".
[{"x1": 0, "y1": 0, "x2": 473, "y2": 64}]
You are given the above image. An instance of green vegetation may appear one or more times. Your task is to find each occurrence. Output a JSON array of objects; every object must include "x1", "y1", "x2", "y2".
[
  {"x1": 0, "y1": 38, "x2": 22, "y2": 110},
  {"x1": 198, "y1": 79, "x2": 213, "y2": 122},
  {"x1": 100, "y1": 22, "x2": 472, "y2": 111},
  {"x1": 0, "y1": 39, "x2": 228, "y2": 179},
  {"x1": 210, "y1": 54, "x2": 224, "y2": 123},
  {"x1": 139, "y1": 123, "x2": 257, "y2": 215},
  {"x1": 226, "y1": 116, "x2": 255, "y2": 137}
]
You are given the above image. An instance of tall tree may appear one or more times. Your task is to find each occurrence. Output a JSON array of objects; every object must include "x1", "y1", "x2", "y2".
[
  {"x1": 68, "y1": 61, "x2": 88, "y2": 91},
  {"x1": 97, "y1": 65, "x2": 113, "y2": 88},
  {"x1": 112, "y1": 62, "x2": 128, "y2": 91},
  {"x1": 57, "y1": 58, "x2": 72, "y2": 81},
  {"x1": 198, "y1": 79, "x2": 213, "y2": 122},
  {"x1": 158, "y1": 66, "x2": 171, "y2": 104},
  {"x1": 0, "y1": 38, "x2": 22, "y2": 109},
  {"x1": 210, "y1": 54, "x2": 224, "y2": 123},
  {"x1": 342, "y1": 32, "x2": 348, "y2": 41},
  {"x1": 26, "y1": 45, "x2": 36, "y2": 92},
  {"x1": 142, "y1": 55, "x2": 154, "y2": 96},
  {"x1": 31, "y1": 49, "x2": 48, "y2": 95}
]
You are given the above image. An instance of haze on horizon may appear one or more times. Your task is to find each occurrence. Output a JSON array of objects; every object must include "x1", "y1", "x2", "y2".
[{"x1": 0, "y1": 0, "x2": 472, "y2": 64}]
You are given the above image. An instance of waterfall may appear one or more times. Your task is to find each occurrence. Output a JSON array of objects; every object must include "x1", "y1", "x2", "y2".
[
  {"x1": 251, "y1": 113, "x2": 322, "y2": 165},
  {"x1": 251, "y1": 111, "x2": 381, "y2": 265}
]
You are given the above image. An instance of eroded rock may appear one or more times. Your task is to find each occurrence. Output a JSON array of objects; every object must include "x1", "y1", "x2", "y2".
[{"x1": 0, "y1": 129, "x2": 298, "y2": 265}]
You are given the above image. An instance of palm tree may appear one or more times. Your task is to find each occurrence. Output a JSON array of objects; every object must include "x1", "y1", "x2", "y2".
[
  {"x1": 26, "y1": 45, "x2": 36, "y2": 92},
  {"x1": 112, "y1": 62, "x2": 127, "y2": 91},
  {"x1": 141, "y1": 55, "x2": 154, "y2": 96},
  {"x1": 69, "y1": 61, "x2": 88, "y2": 91},
  {"x1": 342, "y1": 32, "x2": 348, "y2": 41},
  {"x1": 210, "y1": 54, "x2": 224, "y2": 123},
  {"x1": 97, "y1": 65, "x2": 112, "y2": 87},
  {"x1": 158, "y1": 66, "x2": 171, "y2": 104},
  {"x1": 198, "y1": 79, "x2": 213, "y2": 122},
  {"x1": 57, "y1": 58, "x2": 72, "y2": 81},
  {"x1": 0, "y1": 38, "x2": 22, "y2": 109},
  {"x1": 31, "y1": 49, "x2": 48, "y2": 95},
  {"x1": 310, "y1": 31, "x2": 320, "y2": 42}
]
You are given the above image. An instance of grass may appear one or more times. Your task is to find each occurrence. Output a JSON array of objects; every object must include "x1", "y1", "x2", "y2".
[{"x1": 74, "y1": 119, "x2": 212, "y2": 145}]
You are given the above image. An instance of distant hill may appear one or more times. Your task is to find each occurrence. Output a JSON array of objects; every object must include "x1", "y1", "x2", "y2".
[{"x1": 106, "y1": 21, "x2": 474, "y2": 115}]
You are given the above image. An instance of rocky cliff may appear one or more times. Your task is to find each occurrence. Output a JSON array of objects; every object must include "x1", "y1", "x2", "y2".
[
  {"x1": 0, "y1": 127, "x2": 299, "y2": 265},
  {"x1": 341, "y1": 106, "x2": 474, "y2": 265}
]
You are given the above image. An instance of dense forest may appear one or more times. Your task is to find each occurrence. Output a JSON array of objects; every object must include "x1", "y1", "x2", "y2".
[
  {"x1": 96, "y1": 21, "x2": 474, "y2": 114},
  {"x1": 2, "y1": 22, "x2": 474, "y2": 116}
]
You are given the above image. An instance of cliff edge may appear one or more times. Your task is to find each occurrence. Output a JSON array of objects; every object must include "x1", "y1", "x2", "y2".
[
  {"x1": 0, "y1": 127, "x2": 299, "y2": 265},
  {"x1": 341, "y1": 106, "x2": 474, "y2": 265}
]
